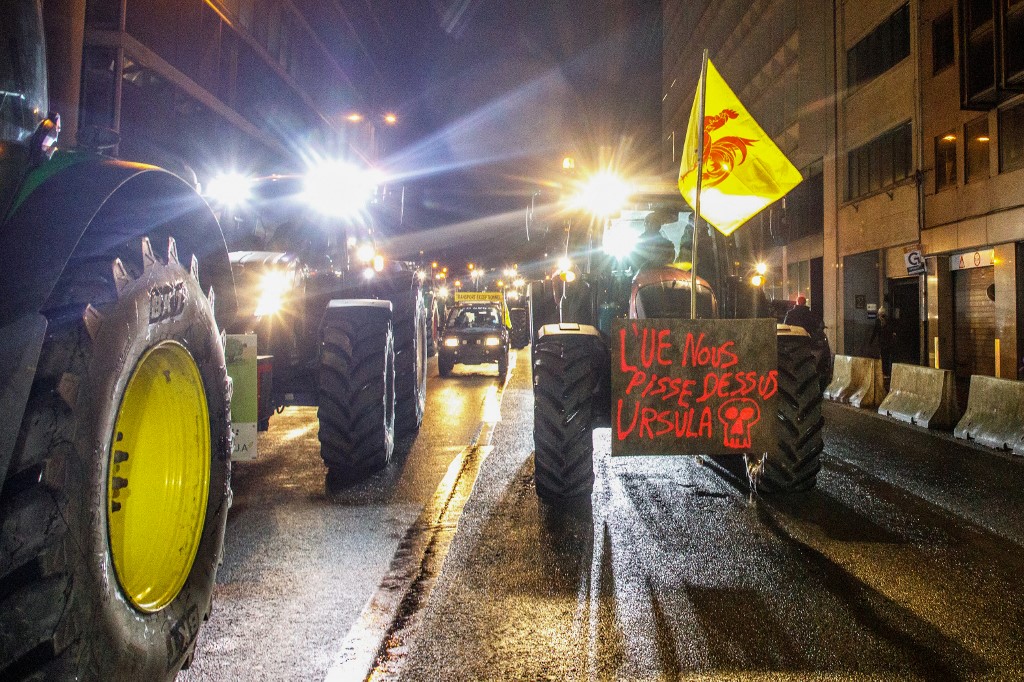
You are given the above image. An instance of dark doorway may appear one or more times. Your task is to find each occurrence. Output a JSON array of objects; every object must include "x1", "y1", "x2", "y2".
[
  {"x1": 810, "y1": 257, "x2": 824, "y2": 320},
  {"x1": 888, "y1": 277, "x2": 921, "y2": 365}
]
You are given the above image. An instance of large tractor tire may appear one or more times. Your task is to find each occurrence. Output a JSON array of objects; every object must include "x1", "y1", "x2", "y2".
[
  {"x1": 0, "y1": 238, "x2": 231, "y2": 680},
  {"x1": 391, "y1": 288, "x2": 428, "y2": 436},
  {"x1": 426, "y1": 297, "x2": 439, "y2": 357},
  {"x1": 438, "y1": 352, "x2": 454, "y2": 377},
  {"x1": 318, "y1": 308, "x2": 396, "y2": 480},
  {"x1": 532, "y1": 334, "x2": 596, "y2": 503},
  {"x1": 747, "y1": 334, "x2": 824, "y2": 493},
  {"x1": 498, "y1": 351, "x2": 509, "y2": 383},
  {"x1": 509, "y1": 308, "x2": 530, "y2": 348}
]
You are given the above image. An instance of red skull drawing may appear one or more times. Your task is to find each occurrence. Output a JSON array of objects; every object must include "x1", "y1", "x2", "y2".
[{"x1": 717, "y1": 398, "x2": 761, "y2": 450}]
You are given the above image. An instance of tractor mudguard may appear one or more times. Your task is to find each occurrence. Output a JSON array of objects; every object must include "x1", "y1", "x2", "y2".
[
  {"x1": 323, "y1": 298, "x2": 394, "y2": 327},
  {"x1": 0, "y1": 313, "x2": 47, "y2": 489},
  {"x1": 0, "y1": 155, "x2": 236, "y2": 484},
  {"x1": 537, "y1": 322, "x2": 603, "y2": 340},
  {"x1": 776, "y1": 323, "x2": 811, "y2": 338},
  {"x1": 0, "y1": 155, "x2": 236, "y2": 330}
]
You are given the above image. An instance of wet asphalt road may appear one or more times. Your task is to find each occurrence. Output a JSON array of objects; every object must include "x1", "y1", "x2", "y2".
[
  {"x1": 179, "y1": 357, "x2": 505, "y2": 681},
  {"x1": 182, "y1": 347, "x2": 1024, "y2": 680},
  {"x1": 389, "y1": 350, "x2": 1024, "y2": 681}
]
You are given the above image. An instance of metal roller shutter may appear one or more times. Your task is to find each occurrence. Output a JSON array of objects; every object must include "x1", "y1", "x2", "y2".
[{"x1": 953, "y1": 266, "x2": 995, "y2": 377}]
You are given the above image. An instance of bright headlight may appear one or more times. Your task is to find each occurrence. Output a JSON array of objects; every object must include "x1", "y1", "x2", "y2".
[
  {"x1": 372, "y1": 254, "x2": 385, "y2": 272},
  {"x1": 444, "y1": 338, "x2": 459, "y2": 347},
  {"x1": 206, "y1": 172, "x2": 252, "y2": 208},
  {"x1": 356, "y1": 244, "x2": 375, "y2": 263},
  {"x1": 303, "y1": 160, "x2": 377, "y2": 217},
  {"x1": 437, "y1": 286, "x2": 449, "y2": 298},
  {"x1": 254, "y1": 269, "x2": 293, "y2": 317},
  {"x1": 602, "y1": 222, "x2": 640, "y2": 259},
  {"x1": 485, "y1": 337, "x2": 500, "y2": 346}
]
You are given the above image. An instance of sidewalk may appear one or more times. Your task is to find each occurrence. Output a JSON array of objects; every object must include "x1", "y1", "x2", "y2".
[{"x1": 822, "y1": 401, "x2": 1024, "y2": 548}]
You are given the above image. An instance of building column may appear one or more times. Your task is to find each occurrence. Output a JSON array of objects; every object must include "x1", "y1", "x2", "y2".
[
  {"x1": 925, "y1": 255, "x2": 953, "y2": 369},
  {"x1": 993, "y1": 242, "x2": 1022, "y2": 379},
  {"x1": 43, "y1": 0, "x2": 86, "y2": 145}
]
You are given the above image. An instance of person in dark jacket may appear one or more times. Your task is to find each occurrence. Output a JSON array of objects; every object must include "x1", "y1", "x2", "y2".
[
  {"x1": 870, "y1": 305, "x2": 896, "y2": 376},
  {"x1": 784, "y1": 295, "x2": 815, "y2": 331},
  {"x1": 633, "y1": 213, "x2": 676, "y2": 272}
]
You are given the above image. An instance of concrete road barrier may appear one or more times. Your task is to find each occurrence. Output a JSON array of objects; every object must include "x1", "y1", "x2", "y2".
[
  {"x1": 954, "y1": 375, "x2": 1024, "y2": 452},
  {"x1": 824, "y1": 355, "x2": 886, "y2": 408},
  {"x1": 877, "y1": 363, "x2": 961, "y2": 429}
]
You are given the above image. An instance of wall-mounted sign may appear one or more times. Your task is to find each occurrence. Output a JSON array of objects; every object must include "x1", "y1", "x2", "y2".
[
  {"x1": 611, "y1": 318, "x2": 777, "y2": 456},
  {"x1": 904, "y1": 247, "x2": 927, "y2": 275},
  {"x1": 855, "y1": 294, "x2": 866, "y2": 309},
  {"x1": 950, "y1": 248, "x2": 994, "y2": 271}
]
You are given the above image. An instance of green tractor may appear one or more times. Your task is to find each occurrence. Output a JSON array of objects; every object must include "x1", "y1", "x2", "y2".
[
  {"x1": 207, "y1": 168, "x2": 429, "y2": 482},
  {"x1": 527, "y1": 176, "x2": 827, "y2": 502},
  {"x1": 1, "y1": 2, "x2": 236, "y2": 678}
]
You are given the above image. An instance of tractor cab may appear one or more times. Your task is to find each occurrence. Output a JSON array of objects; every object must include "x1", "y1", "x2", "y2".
[{"x1": 0, "y1": 0, "x2": 50, "y2": 215}]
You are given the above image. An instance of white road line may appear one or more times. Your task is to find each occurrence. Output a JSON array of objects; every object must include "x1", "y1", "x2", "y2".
[{"x1": 324, "y1": 364, "x2": 508, "y2": 681}]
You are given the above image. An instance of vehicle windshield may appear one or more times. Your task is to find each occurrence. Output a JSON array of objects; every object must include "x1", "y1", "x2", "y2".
[
  {"x1": 604, "y1": 197, "x2": 733, "y2": 295},
  {"x1": 218, "y1": 176, "x2": 391, "y2": 269},
  {"x1": 447, "y1": 305, "x2": 501, "y2": 330},
  {"x1": 0, "y1": 0, "x2": 47, "y2": 145}
]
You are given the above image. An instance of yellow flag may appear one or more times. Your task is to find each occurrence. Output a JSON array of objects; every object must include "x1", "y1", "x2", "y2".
[{"x1": 678, "y1": 59, "x2": 802, "y2": 236}]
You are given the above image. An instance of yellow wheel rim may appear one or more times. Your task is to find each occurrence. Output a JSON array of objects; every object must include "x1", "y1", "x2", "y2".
[{"x1": 108, "y1": 341, "x2": 211, "y2": 613}]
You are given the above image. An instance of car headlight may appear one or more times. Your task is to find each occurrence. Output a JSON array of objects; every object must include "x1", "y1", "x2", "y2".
[
  {"x1": 485, "y1": 337, "x2": 500, "y2": 346},
  {"x1": 254, "y1": 269, "x2": 293, "y2": 317},
  {"x1": 444, "y1": 338, "x2": 459, "y2": 347}
]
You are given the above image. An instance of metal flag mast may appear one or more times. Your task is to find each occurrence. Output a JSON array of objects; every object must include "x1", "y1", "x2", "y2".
[{"x1": 691, "y1": 48, "x2": 709, "y2": 321}]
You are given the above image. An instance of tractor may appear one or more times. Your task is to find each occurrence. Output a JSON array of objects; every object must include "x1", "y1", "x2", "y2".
[
  {"x1": 1, "y1": 1, "x2": 235, "y2": 677},
  {"x1": 527, "y1": 176, "x2": 827, "y2": 502},
  {"x1": 206, "y1": 167, "x2": 428, "y2": 482}
]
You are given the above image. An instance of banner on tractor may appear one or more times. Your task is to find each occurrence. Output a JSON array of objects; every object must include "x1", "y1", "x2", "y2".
[
  {"x1": 678, "y1": 59, "x2": 802, "y2": 237},
  {"x1": 611, "y1": 319, "x2": 778, "y2": 456}
]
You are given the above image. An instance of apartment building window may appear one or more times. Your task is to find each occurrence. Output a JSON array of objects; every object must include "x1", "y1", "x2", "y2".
[
  {"x1": 847, "y1": 4, "x2": 910, "y2": 88},
  {"x1": 935, "y1": 131, "x2": 958, "y2": 191},
  {"x1": 933, "y1": 11, "x2": 955, "y2": 74},
  {"x1": 999, "y1": 101, "x2": 1024, "y2": 172},
  {"x1": 847, "y1": 122, "x2": 913, "y2": 201},
  {"x1": 1004, "y1": 0, "x2": 1024, "y2": 88},
  {"x1": 960, "y1": 0, "x2": 1024, "y2": 108},
  {"x1": 965, "y1": 116, "x2": 991, "y2": 181}
]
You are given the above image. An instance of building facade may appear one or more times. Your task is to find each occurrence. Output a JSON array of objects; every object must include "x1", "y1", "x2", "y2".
[
  {"x1": 662, "y1": 0, "x2": 834, "y2": 324},
  {"x1": 46, "y1": 0, "x2": 375, "y2": 185},
  {"x1": 663, "y1": 0, "x2": 1024, "y2": 382}
]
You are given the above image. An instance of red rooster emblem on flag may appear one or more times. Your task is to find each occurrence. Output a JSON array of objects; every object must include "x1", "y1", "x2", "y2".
[{"x1": 700, "y1": 109, "x2": 757, "y2": 188}]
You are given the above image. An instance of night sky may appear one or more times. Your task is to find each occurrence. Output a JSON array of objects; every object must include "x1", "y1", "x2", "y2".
[{"x1": 301, "y1": 0, "x2": 662, "y2": 265}]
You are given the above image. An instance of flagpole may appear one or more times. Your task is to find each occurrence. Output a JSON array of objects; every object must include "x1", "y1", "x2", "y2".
[{"x1": 691, "y1": 49, "x2": 709, "y2": 320}]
